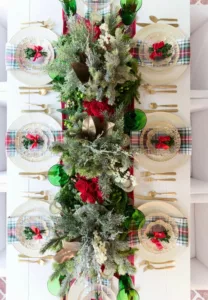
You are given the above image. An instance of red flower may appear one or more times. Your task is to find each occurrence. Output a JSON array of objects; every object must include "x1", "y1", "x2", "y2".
[
  {"x1": 32, "y1": 45, "x2": 44, "y2": 61},
  {"x1": 158, "y1": 136, "x2": 171, "y2": 143},
  {"x1": 83, "y1": 99, "x2": 114, "y2": 122},
  {"x1": 155, "y1": 142, "x2": 170, "y2": 150},
  {"x1": 75, "y1": 175, "x2": 103, "y2": 204},
  {"x1": 31, "y1": 226, "x2": 43, "y2": 240},
  {"x1": 154, "y1": 231, "x2": 166, "y2": 239},
  {"x1": 152, "y1": 41, "x2": 165, "y2": 51}
]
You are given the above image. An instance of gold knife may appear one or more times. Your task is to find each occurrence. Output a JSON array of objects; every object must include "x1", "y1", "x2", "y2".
[
  {"x1": 19, "y1": 86, "x2": 52, "y2": 90},
  {"x1": 19, "y1": 172, "x2": 48, "y2": 176},
  {"x1": 143, "y1": 109, "x2": 178, "y2": 113},
  {"x1": 137, "y1": 22, "x2": 179, "y2": 27},
  {"x1": 135, "y1": 194, "x2": 177, "y2": 202}
]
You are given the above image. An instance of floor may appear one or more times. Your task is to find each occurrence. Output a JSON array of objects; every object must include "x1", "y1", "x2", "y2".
[
  {"x1": 0, "y1": 278, "x2": 6, "y2": 300},
  {"x1": 191, "y1": 290, "x2": 208, "y2": 299}
]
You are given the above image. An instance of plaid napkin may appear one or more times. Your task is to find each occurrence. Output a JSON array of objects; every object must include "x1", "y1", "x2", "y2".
[
  {"x1": 5, "y1": 130, "x2": 64, "y2": 157},
  {"x1": 140, "y1": 215, "x2": 189, "y2": 246},
  {"x1": 5, "y1": 43, "x2": 19, "y2": 70},
  {"x1": 131, "y1": 127, "x2": 192, "y2": 155},
  {"x1": 131, "y1": 38, "x2": 190, "y2": 66},
  {"x1": 7, "y1": 216, "x2": 46, "y2": 243},
  {"x1": 84, "y1": 0, "x2": 111, "y2": 19}
]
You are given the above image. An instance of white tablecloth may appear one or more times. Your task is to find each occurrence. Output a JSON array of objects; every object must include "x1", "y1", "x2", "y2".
[{"x1": 7, "y1": 0, "x2": 190, "y2": 299}]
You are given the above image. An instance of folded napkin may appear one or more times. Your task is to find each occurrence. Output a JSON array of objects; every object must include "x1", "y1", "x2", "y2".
[
  {"x1": 5, "y1": 43, "x2": 19, "y2": 70},
  {"x1": 131, "y1": 38, "x2": 190, "y2": 66},
  {"x1": 7, "y1": 216, "x2": 46, "y2": 244},
  {"x1": 5, "y1": 130, "x2": 64, "y2": 157},
  {"x1": 131, "y1": 127, "x2": 192, "y2": 155},
  {"x1": 84, "y1": 0, "x2": 111, "y2": 19}
]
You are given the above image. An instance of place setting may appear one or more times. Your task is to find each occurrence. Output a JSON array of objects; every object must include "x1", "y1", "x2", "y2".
[
  {"x1": 5, "y1": 26, "x2": 58, "y2": 86},
  {"x1": 5, "y1": 113, "x2": 63, "y2": 172},
  {"x1": 133, "y1": 22, "x2": 190, "y2": 84},
  {"x1": 137, "y1": 201, "x2": 189, "y2": 269},
  {"x1": 127, "y1": 110, "x2": 192, "y2": 172}
]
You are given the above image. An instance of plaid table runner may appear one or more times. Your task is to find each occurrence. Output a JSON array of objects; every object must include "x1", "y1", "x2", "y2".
[
  {"x1": 131, "y1": 127, "x2": 192, "y2": 155},
  {"x1": 131, "y1": 38, "x2": 190, "y2": 66},
  {"x1": 5, "y1": 130, "x2": 64, "y2": 157},
  {"x1": 5, "y1": 43, "x2": 19, "y2": 70},
  {"x1": 140, "y1": 215, "x2": 189, "y2": 246},
  {"x1": 7, "y1": 216, "x2": 46, "y2": 243}
]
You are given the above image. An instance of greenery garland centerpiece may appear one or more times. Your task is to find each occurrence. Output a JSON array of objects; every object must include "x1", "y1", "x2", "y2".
[{"x1": 42, "y1": 9, "x2": 145, "y2": 298}]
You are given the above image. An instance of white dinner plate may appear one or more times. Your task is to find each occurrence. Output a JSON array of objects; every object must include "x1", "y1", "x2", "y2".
[
  {"x1": 68, "y1": 277, "x2": 118, "y2": 300},
  {"x1": 138, "y1": 201, "x2": 188, "y2": 262},
  {"x1": 134, "y1": 112, "x2": 190, "y2": 172},
  {"x1": 135, "y1": 24, "x2": 188, "y2": 84},
  {"x1": 11, "y1": 200, "x2": 53, "y2": 257},
  {"x1": 7, "y1": 113, "x2": 62, "y2": 172},
  {"x1": 8, "y1": 27, "x2": 58, "y2": 86}
]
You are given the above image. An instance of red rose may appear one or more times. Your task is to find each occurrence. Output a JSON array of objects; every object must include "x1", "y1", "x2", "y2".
[
  {"x1": 154, "y1": 231, "x2": 166, "y2": 239},
  {"x1": 150, "y1": 51, "x2": 157, "y2": 60},
  {"x1": 159, "y1": 136, "x2": 171, "y2": 143}
]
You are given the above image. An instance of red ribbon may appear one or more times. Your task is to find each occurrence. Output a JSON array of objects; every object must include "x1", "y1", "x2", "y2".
[
  {"x1": 26, "y1": 133, "x2": 40, "y2": 149},
  {"x1": 31, "y1": 226, "x2": 43, "y2": 240},
  {"x1": 150, "y1": 231, "x2": 167, "y2": 250},
  {"x1": 32, "y1": 45, "x2": 44, "y2": 61}
]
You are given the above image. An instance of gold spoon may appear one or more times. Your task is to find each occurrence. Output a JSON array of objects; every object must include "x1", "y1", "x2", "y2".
[
  {"x1": 24, "y1": 102, "x2": 47, "y2": 109},
  {"x1": 148, "y1": 191, "x2": 177, "y2": 197},
  {"x1": 149, "y1": 16, "x2": 178, "y2": 23},
  {"x1": 144, "y1": 264, "x2": 175, "y2": 272},
  {"x1": 21, "y1": 108, "x2": 50, "y2": 114},
  {"x1": 19, "y1": 254, "x2": 54, "y2": 259},
  {"x1": 140, "y1": 260, "x2": 175, "y2": 266},
  {"x1": 142, "y1": 84, "x2": 177, "y2": 89},
  {"x1": 149, "y1": 103, "x2": 178, "y2": 109},
  {"x1": 22, "y1": 195, "x2": 49, "y2": 201},
  {"x1": 27, "y1": 175, "x2": 46, "y2": 181},
  {"x1": 20, "y1": 89, "x2": 48, "y2": 96}
]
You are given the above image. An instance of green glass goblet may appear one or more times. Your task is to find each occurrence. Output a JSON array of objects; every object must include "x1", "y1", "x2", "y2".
[
  {"x1": 60, "y1": 0, "x2": 77, "y2": 16},
  {"x1": 120, "y1": 0, "x2": 142, "y2": 25},
  {"x1": 117, "y1": 288, "x2": 140, "y2": 300},
  {"x1": 48, "y1": 164, "x2": 69, "y2": 187},
  {"x1": 124, "y1": 109, "x2": 147, "y2": 134}
]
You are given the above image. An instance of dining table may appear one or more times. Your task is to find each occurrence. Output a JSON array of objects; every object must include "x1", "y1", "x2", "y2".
[{"x1": 6, "y1": 0, "x2": 191, "y2": 299}]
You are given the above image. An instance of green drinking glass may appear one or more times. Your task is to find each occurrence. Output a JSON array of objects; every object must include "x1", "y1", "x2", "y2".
[
  {"x1": 124, "y1": 109, "x2": 147, "y2": 134},
  {"x1": 60, "y1": 0, "x2": 77, "y2": 16},
  {"x1": 48, "y1": 164, "x2": 69, "y2": 187},
  {"x1": 120, "y1": 0, "x2": 142, "y2": 25}
]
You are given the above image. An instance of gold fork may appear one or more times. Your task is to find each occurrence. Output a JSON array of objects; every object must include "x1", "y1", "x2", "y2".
[
  {"x1": 140, "y1": 260, "x2": 175, "y2": 267},
  {"x1": 19, "y1": 86, "x2": 52, "y2": 90},
  {"x1": 19, "y1": 259, "x2": 46, "y2": 265},
  {"x1": 140, "y1": 171, "x2": 176, "y2": 177},
  {"x1": 24, "y1": 102, "x2": 47, "y2": 109},
  {"x1": 150, "y1": 103, "x2": 178, "y2": 109},
  {"x1": 148, "y1": 191, "x2": 177, "y2": 197},
  {"x1": 23, "y1": 195, "x2": 49, "y2": 201},
  {"x1": 143, "y1": 178, "x2": 176, "y2": 182},
  {"x1": 19, "y1": 254, "x2": 54, "y2": 259}
]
